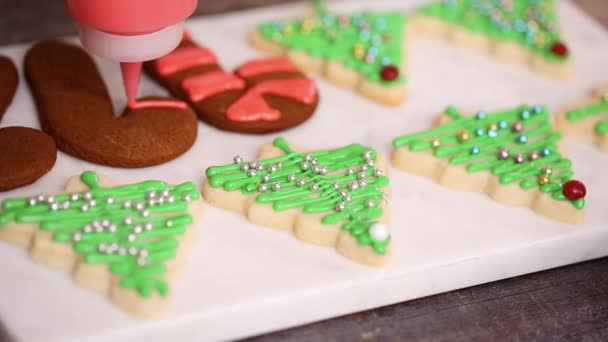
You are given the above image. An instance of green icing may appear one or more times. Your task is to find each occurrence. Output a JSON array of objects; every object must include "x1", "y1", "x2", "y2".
[
  {"x1": 566, "y1": 95, "x2": 608, "y2": 134},
  {"x1": 417, "y1": 0, "x2": 569, "y2": 63},
  {"x1": 257, "y1": 0, "x2": 407, "y2": 86},
  {"x1": 0, "y1": 171, "x2": 201, "y2": 298},
  {"x1": 393, "y1": 105, "x2": 585, "y2": 209},
  {"x1": 206, "y1": 137, "x2": 391, "y2": 255}
]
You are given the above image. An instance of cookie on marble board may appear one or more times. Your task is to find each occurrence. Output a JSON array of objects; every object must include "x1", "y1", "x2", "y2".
[
  {"x1": 556, "y1": 83, "x2": 608, "y2": 152},
  {"x1": 412, "y1": 0, "x2": 572, "y2": 79},
  {"x1": 145, "y1": 33, "x2": 319, "y2": 134},
  {"x1": 251, "y1": 0, "x2": 409, "y2": 105},
  {"x1": 0, "y1": 56, "x2": 57, "y2": 191},
  {"x1": 24, "y1": 41, "x2": 198, "y2": 168},
  {"x1": 203, "y1": 137, "x2": 392, "y2": 267},
  {"x1": 392, "y1": 105, "x2": 586, "y2": 224},
  {"x1": 0, "y1": 171, "x2": 203, "y2": 318}
]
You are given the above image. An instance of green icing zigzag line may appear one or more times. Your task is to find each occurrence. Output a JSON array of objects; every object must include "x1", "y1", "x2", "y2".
[
  {"x1": 417, "y1": 0, "x2": 569, "y2": 63},
  {"x1": 257, "y1": 0, "x2": 408, "y2": 86},
  {"x1": 393, "y1": 105, "x2": 584, "y2": 209},
  {"x1": 0, "y1": 171, "x2": 200, "y2": 298}
]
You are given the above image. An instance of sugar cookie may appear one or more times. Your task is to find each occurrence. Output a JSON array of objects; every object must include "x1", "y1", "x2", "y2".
[
  {"x1": 203, "y1": 137, "x2": 391, "y2": 266},
  {"x1": 556, "y1": 83, "x2": 608, "y2": 151},
  {"x1": 0, "y1": 171, "x2": 202, "y2": 318},
  {"x1": 412, "y1": 0, "x2": 572, "y2": 79},
  {"x1": 251, "y1": 0, "x2": 409, "y2": 105},
  {"x1": 392, "y1": 105, "x2": 585, "y2": 224}
]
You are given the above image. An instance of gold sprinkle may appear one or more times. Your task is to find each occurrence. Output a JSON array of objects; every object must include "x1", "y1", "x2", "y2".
[
  {"x1": 539, "y1": 174, "x2": 550, "y2": 185},
  {"x1": 458, "y1": 130, "x2": 470, "y2": 142},
  {"x1": 489, "y1": 123, "x2": 498, "y2": 131}
]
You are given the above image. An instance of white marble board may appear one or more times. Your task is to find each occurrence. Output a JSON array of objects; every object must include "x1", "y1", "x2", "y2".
[{"x1": 1, "y1": 0, "x2": 608, "y2": 341}]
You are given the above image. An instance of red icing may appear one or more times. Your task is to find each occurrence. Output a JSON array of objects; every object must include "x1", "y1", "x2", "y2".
[
  {"x1": 156, "y1": 46, "x2": 218, "y2": 76},
  {"x1": 181, "y1": 70, "x2": 246, "y2": 103},
  {"x1": 236, "y1": 58, "x2": 299, "y2": 78},
  {"x1": 226, "y1": 78, "x2": 317, "y2": 122},
  {"x1": 563, "y1": 180, "x2": 586, "y2": 201},
  {"x1": 129, "y1": 99, "x2": 188, "y2": 110}
]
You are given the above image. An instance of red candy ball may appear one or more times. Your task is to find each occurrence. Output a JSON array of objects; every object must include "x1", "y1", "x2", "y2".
[
  {"x1": 381, "y1": 65, "x2": 399, "y2": 81},
  {"x1": 563, "y1": 180, "x2": 586, "y2": 201},
  {"x1": 550, "y1": 41, "x2": 569, "y2": 57}
]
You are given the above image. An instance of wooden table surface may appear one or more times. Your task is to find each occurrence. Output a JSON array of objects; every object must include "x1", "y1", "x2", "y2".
[{"x1": 0, "y1": 1, "x2": 606, "y2": 341}]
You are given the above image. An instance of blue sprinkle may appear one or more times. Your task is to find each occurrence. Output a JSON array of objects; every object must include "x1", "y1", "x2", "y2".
[
  {"x1": 476, "y1": 111, "x2": 487, "y2": 120},
  {"x1": 375, "y1": 19, "x2": 387, "y2": 30},
  {"x1": 368, "y1": 46, "x2": 379, "y2": 56},
  {"x1": 381, "y1": 56, "x2": 392, "y2": 66},
  {"x1": 520, "y1": 110, "x2": 531, "y2": 120},
  {"x1": 488, "y1": 129, "x2": 498, "y2": 138},
  {"x1": 517, "y1": 135, "x2": 528, "y2": 144},
  {"x1": 533, "y1": 104, "x2": 544, "y2": 114},
  {"x1": 541, "y1": 147, "x2": 551, "y2": 156},
  {"x1": 515, "y1": 20, "x2": 527, "y2": 32},
  {"x1": 498, "y1": 120, "x2": 509, "y2": 129},
  {"x1": 475, "y1": 128, "x2": 485, "y2": 136},
  {"x1": 470, "y1": 146, "x2": 481, "y2": 155},
  {"x1": 359, "y1": 30, "x2": 371, "y2": 41}
]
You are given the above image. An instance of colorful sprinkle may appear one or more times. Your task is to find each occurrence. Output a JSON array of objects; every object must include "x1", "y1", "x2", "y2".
[
  {"x1": 380, "y1": 65, "x2": 399, "y2": 81},
  {"x1": 562, "y1": 180, "x2": 586, "y2": 200}
]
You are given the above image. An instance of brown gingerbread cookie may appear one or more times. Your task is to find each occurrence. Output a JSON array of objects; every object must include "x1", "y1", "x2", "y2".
[
  {"x1": 144, "y1": 35, "x2": 319, "y2": 134},
  {"x1": 0, "y1": 56, "x2": 57, "y2": 191},
  {"x1": 0, "y1": 127, "x2": 57, "y2": 191},
  {"x1": 0, "y1": 56, "x2": 18, "y2": 122},
  {"x1": 25, "y1": 41, "x2": 199, "y2": 168}
]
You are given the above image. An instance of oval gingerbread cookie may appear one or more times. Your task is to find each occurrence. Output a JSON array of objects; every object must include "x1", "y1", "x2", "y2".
[
  {"x1": 145, "y1": 34, "x2": 319, "y2": 134},
  {"x1": 0, "y1": 56, "x2": 57, "y2": 191},
  {"x1": 25, "y1": 41, "x2": 198, "y2": 168}
]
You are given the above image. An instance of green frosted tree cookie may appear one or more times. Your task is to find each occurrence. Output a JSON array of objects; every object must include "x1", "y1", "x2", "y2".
[
  {"x1": 392, "y1": 105, "x2": 586, "y2": 224},
  {"x1": 414, "y1": 0, "x2": 571, "y2": 78},
  {"x1": 204, "y1": 137, "x2": 391, "y2": 266},
  {"x1": 0, "y1": 171, "x2": 201, "y2": 317},
  {"x1": 252, "y1": 0, "x2": 409, "y2": 105}
]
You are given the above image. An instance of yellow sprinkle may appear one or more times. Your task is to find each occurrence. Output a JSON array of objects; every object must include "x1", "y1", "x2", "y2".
[
  {"x1": 543, "y1": 168, "x2": 553, "y2": 175},
  {"x1": 431, "y1": 139, "x2": 441, "y2": 148},
  {"x1": 528, "y1": 20, "x2": 539, "y2": 31},
  {"x1": 536, "y1": 33, "x2": 546, "y2": 45},
  {"x1": 489, "y1": 123, "x2": 498, "y2": 131},
  {"x1": 458, "y1": 130, "x2": 470, "y2": 142},
  {"x1": 283, "y1": 26, "x2": 293, "y2": 34},
  {"x1": 539, "y1": 174, "x2": 550, "y2": 185}
]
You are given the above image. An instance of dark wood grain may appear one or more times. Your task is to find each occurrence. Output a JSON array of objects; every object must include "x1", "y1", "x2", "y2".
[
  {"x1": 248, "y1": 258, "x2": 608, "y2": 341},
  {"x1": 0, "y1": 1, "x2": 605, "y2": 341}
]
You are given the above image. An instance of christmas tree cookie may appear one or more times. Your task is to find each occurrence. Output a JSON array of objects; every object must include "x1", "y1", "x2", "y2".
[
  {"x1": 251, "y1": 0, "x2": 409, "y2": 105},
  {"x1": 392, "y1": 105, "x2": 586, "y2": 224},
  {"x1": 203, "y1": 137, "x2": 391, "y2": 266},
  {"x1": 557, "y1": 83, "x2": 608, "y2": 152},
  {"x1": 0, "y1": 171, "x2": 202, "y2": 318},
  {"x1": 413, "y1": 0, "x2": 572, "y2": 79}
]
